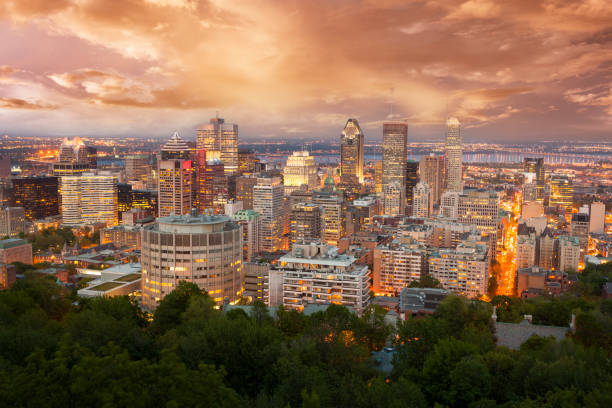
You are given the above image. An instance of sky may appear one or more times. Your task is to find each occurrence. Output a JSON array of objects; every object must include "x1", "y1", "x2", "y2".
[{"x1": 0, "y1": 0, "x2": 611, "y2": 142}]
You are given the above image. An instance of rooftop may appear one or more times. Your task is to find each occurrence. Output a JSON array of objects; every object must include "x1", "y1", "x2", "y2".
[{"x1": 0, "y1": 238, "x2": 29, "y2": 249}]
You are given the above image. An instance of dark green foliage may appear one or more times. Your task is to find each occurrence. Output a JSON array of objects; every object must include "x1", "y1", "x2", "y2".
[{"x1": 0, "y1": 275, "x2": 610, "y2": 407}]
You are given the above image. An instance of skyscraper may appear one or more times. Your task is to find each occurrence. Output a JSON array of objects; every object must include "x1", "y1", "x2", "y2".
[
  {"x1": 444, "y1": 117, "x2": 462, "y2": 193},
  {"x1": 253, "y1": 176, "x2": 284, "y2": 252},
  {"x1": 60, "y1": 172, "x2": 118, "y2": 226},
  {"x1": 283, "y1": 151, "x2": 318, "y2": 194},
  {"x1": 523, "y1": 158, "x2": 545, "y2": 202},
  {"x1": 340, "y1": 118, "x2": 364, "y2": 196},
  {"x1": 382, "y1": 121, "x2": 408, "y2": 192},
  {"x1": 124, "y1": 154, "x2": 151, "y2": 186},
  {"x1": 419, "y1": 154, "x2": 444, "y2": 204},
  {"x1": 196, "y1": 116, "x2": 238, "y2": 175},
  {"x1": 313, "y1": 190, "x2": 345, "y2": 246},
  {"x1": 158, "y1": 133, "x2": 192, "y2": 217},
  {"x1": 53, "y1": 136, "x2": 91, "y2": 176},
  {"x1": 405, "y1": 160, "x2": 419, "y2": 206},
  {"x1": 289, "y1": 203, "x2": 322, "y2": 246},
  {"x1": 549, "y1": 175, "x2": 573, "y2": 213},
  {"x1": 11, "y1": 176, "x2": 59, "y2": 220},
  {"x1": 412, "y1": 182, "x2": 432, "y2": 218}
]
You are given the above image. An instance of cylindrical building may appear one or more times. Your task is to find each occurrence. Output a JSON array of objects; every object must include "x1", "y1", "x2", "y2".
[{"x1": 141, "y1": 210, "x2": 243, "y2": 310}]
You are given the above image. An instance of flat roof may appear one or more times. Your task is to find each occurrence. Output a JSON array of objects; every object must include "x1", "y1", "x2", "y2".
[{"x1": 0, "y1": 238, "x2": 29, "y2": 249}]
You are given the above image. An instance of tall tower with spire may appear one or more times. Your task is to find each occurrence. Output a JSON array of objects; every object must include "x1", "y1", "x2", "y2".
[{"x1": 339, "y1": 118, "x2": 364, "y2": 197}]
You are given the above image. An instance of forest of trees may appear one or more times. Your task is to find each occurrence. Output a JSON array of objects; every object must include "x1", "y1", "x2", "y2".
[{"x1": 0, "y1": 264, "x2": 610, "y2": 407}]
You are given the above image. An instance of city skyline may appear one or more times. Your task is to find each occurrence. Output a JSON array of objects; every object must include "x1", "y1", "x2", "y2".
[{"x1": 0, "y1": 1, "x2": 611, "y2": 141}]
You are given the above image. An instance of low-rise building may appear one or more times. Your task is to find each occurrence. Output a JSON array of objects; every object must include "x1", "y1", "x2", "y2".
[
  {"x1": 0, "y1": 238, "x2": 32, "y2": 265},
  {"x1": 77, "y1": 263, "x2": 142, "y2": 298},
  {"x1": 0, "y1": 207, "x2": 26, "y2": 237}
]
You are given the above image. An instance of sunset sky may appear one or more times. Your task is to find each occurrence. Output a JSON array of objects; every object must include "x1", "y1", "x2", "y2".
[{"x1": 0, "y1": 0, "x2": 611, "y2": 142}]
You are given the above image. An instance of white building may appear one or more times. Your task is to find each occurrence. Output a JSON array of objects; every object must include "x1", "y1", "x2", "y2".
[
  {"x1": 516, "y1": 234, "x2": 537, "y2": 270},
  {"x1": 457, "y1": 189, "x2": 500, "y2": 241},
  {"x1": 383, "y1": 182, "x2": 403, "y2": 216},
  {"x1": 61, "y1": 172, "x2": 118, "y2": 226},
  {"x1": 428, "y1": 242, "x2": 489, "y2": 298},
  {"x1": 196, "y1": 117, "x2": 239, "y2": 175},
  {"x1": 589, "y1": 202, "x2": 605, "y2": 234},
  {"x1": 558, "y1": 235, "x2": 580, "y2": 273},
  {"x1": 253, "y1": 176, "x2": 284, "y2": 252},
  {"x1": 283, "y1": 151, "x2": 318, "y2": 194},
  {"x1": 313, "y1": 191, "x2": 345, "y2": 246},
  {"x1": 233, "y1": 209, "x2": 261, "y2": 262},
  {"x1": 412, "y1": 182, "x2": 432, "y2": 218},
  {"x1": 276, "y1": 241, "x2": 370, "y2": 312},
  {"x1": 440, "y1": 191, "x2": 460, "y2": 220},
  {"x1": 373, "y1": 240, "x2": 428, "y2": 295},
  {"x1": 0, "y1": 207, "x2": 25, "y2": 237}
]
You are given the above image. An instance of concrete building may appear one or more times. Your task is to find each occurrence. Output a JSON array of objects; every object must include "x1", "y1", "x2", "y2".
[
  {"x1": 516, "y1": 234, "x2": 537, "y2": 270},
  {"x1": 522, "y1": 201, "x2": 543, "y2": 220},
  {"x1": 289, "y1": 203, "x2": 321, "y2": 247},
  {"x1": 196, "y1": 116, "x2": 238, "y2": 175},
  {"x1": 233, "y1": 209, "x2": 261, "y2": 262},
  {"x1": 78, "y1": 263, "x2": 142, "y2": 298},
  {"x1": 428, "y1": 242, "x2": 489, "y2": 298},
  {"x1": 557, "y1": 235, "x2": 580, "y2": 273},
  {"x1": 141, "y1": 210, "x2": 243, "y2": 310},
  {"x1": 242, "y1": 262, "x2": 270, "y2": 302},
  {"x1": 373, "y1": 240, "x2": 428, "y2": 295},
  {"x1": 440, "y1": 191, "x2": 459, "y2": 220},
  {"x1": 444, "y1": 117, "x2": 462, "y2": 193},
  {"x1": 538, "y1": 228, "x2": 556, "y2": 270},
  {"x1": 61, "y1": 172, "x2": 118, "y2": 226},
  {"x1": 405, "y1": 161, "x2": 419, "y2": 207},
  {"x1": 0, "y1": 207, "x2": 25, "y2": 237},
  {"x1": 457, "y1": 189, "x2": 500, "y2": 242},
  {"x1": 383, "y1": 182, "x2": 404, "y2": 216},
  {"x1": 236, "y1": 175, "x2": 258, "y2": 210},
  {"x1": 158, "y1": 158, "x2": 192, "y2": 217},
  {"x1": 570, "y1": 213, "x2": 589, "y2": 253},
  {"x1": 382, "y1": 121, "x2": 407, "y2": 209},
  {"x1": 283, "y1": 151, "x2": 318, "y2": 195},
  {"x1": 124, "y1": 154, "x2": 151, "y2": 187},
  {"x1": 419, "y1": 154, "x2": 444, "y2": 204},
  {"x1": 412, "y1": 182, "x2": 432, "y2": 218},
  {"x1": 313, "y1": 191, "x2": 345, "y2": 246},
  {"x1": 0, "y1": 238, "x2": 32, "y2": 265},
  {"x1": 253, "y1": 176, "x2": 284, "y2": 252},
  {"x1": 339, "y1": 118, "x2": 364, "y2": 197},
  {"x1": 276, "y1": 241, "x2": 370, "y2": 312},
  {"x1": 589, "y1": 201, "x2": 605, "y2": 234}
]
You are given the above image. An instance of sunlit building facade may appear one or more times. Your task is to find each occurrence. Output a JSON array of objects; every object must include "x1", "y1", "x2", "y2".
[
  {"x1": 444, "y1": 117, "x2": 462, "y2": 193},
  {"x1": 339, "y1": 118, "x2": 364, "y2": 196},
  {"x1": 60, "y1": 172, "x2": 118, "y2": 226},
  {"x1": 253, "y1": 176, "x2": 284, "y2": 252},
  {"x1": 313, "y1": 191, "x2": 345, "y2": 246},
  {"x1": 549, "y1": 175, "x2": 573, "y2": 213},
  {"x1": 523, "y1": 158, "x2": 545, "y2": 203},
  {"x1": 283, "y1": 151, "x2": 318, "y2": 194},
  {"x1": 428, "y1": 243, "x2": 489, "y2": 298},
  {"x1": 412, "y1": 182, "x2": 432, "y2": 218},
  {"x1": 419, "y1": 154, "x2": 444, "y2": 204},
  {"x1": 382, "y1": 121, "x2": 407, "y2": 209},
  {"x1": 141, "y1": 211, "x2": 243, "y2": 310},
  {"x1": 196, "y1": 117, "x2": 238, "y2": 175}
]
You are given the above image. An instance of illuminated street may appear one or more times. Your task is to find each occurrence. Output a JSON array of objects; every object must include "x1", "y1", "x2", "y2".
[{"x1": 497, "y1": 193, "x2": 521, "y2": 296}]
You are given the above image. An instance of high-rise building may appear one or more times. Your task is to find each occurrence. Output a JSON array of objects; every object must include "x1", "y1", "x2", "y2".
[
  {"x1": 589, "y1": 202, "x2": 605, "y2": 234},
  {"x1": 457, "y1": 189, "x2": 500, "y2": 241},
  {"x1": 196, "y1": 117, "x2": 238, "y2": 175},
  {"x1": 236, "y1": 175, "x2": 258, "y2": 210},
  {"x1": 276, "y1": 242, "x2": 370, "y2": 312},
  {"x1": 124, "y1": 154, "x2": 151, "y2": 186},
  {"x1": 132, "y1": 190, "x2": 158, "y2": 217},
  {"x1": 233, "y1": 209, "x2": 261, "y2": 262},
  {"x1": 313, "y1": 191, "x2": 345, "y2": 246},
  {"x1": 538, "y1": 228, "x2": 556, "y2": 270},
  {"x1": 374, "y1": 161, "x2": 383, "y2": 193},
  {"x1": 444, "y1": 117, "x2": 462, "y2": 193},
  {"x1": 158, "y1": 159, "x2": 192, "y2": 217},
  {"x1": 419, "y1": 154, "x2": 444, "y2": 204},
  {"x1": 53, "y1": 137, "x2": 92, "y2": 176},
  {"x1": 523, "y1": 158, "x2": 545, "y2": 202},
  {"x1": 383, "y1": 182, "x2": 403, "y2": 216},
  {"x1": 253, "y1": 177, "x2": 284, "y2": 252},
  {"x1": 289, "y1": 203, "x2": 321, "y2": 247},
  {"x1": 440, "y1": 191, "x2": 459, "y2": 220},
  {"x1": 412, "y1": 182, "x2": 432, "y2": 218},
  {"x1": 428, "y1": 242, "x2": 489, "y2": 298},
  {"x1": 196, "y1": 149, "x2": 227, "y2": 215},
  {"x1": 0, "y1": 155, "x2": 11, "y2": 178},
  {"x1": 382, "y1": 121, "x2": 408, "y2": 209},
  {"x1": 117, "y1": 183, "x2": 133, "y2": 213},
  {"x1": 405, "y1": 161, "x2": 419, "y2": 206},
  {"x1": 0, "y1": 207, "x2": 25, "y2": 237},
  {"x1": 60, "y1": 172, "x2": 118, "y2": 226},
  {"x1": 339, "y1": 118, "x2": 364, "y2": 196},
  {"x1": 557, "y1": 235, "x2": 580, "y2": 272},
  {"x1": 570, "y1": 213, "x2": 589, "y2": 252},
  {"x1": 549, "y1": 175, "x2": 573, "y2": 213},
  {"x1": 160, "y1": 132, "x2": 191, "y2": 160},
  {"x1": 373, "y1": 241, "x2": 428, "y2": 295},
  {"x1": 141, "y1": 211, "x2": 243, "y2": 310},
  {"x1": 238, "y1": 148, "x2": 258, "y2": 175},
  {"x1": 283, "y1": 151, "x2": 318, "y2": 194},
  {"x1": 11, "y1": 176, "x2": 59, "y2": 220},
  {"x1": 516, "y1": 234, "x2": 537, "y2": 270}
]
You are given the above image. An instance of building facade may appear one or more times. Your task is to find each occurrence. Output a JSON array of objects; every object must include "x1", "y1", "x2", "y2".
[
  {"x1": 339, "y1": 118, "x2": 364, "y2": 196},
  {"x1": 419, "y1": 154, "x2": 444, "y2": 204},
  {"x1": 373, "y1": 241, "x2": 428, "y2": 295},
  {"x1": 253, "y1": 177, "x2": 284, "y2": 252},
  {"x1": 444, "y1": 117, "x2": 462, "y2": 193},
  {"x1": 283, "y1": 151, "x2": 318, "y2": 194},
  {"x1": 412, "y1": 182, "x2": 432, "y2": 218},
  {"x1": 141, "y1": 211, "x2": 243, "y2": 309},
  {"x1": 61, "y1": 172, "x2": 118, "y2": 226},
  {"x1": 382, "y1": 121, "x2": 408, "y2": 209},
  {"x1": 196, "y1": 117, "x2": 238, "y2": 175}
]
